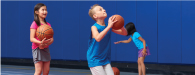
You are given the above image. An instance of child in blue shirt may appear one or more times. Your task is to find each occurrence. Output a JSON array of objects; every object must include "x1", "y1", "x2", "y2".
[
  {"x1": 87, "y1": 4, "x2": 127, "y2": 75},
  {"x1": 114, "y1": 22, "x2": 150, "y2": 75}
]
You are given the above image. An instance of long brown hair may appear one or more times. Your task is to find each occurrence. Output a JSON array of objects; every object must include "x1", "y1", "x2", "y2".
[{"x1": 34, "y1": 3, "x2": 47, "y2": 26}]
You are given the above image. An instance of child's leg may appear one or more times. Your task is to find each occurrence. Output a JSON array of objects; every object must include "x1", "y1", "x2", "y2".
[
  {"x1": 137, "y1": 59, "x2": 142, "y2": 75},
  {"x1": 139, "y1": 57, "x2": 146, "y2": 75},
  {"x1": 103, "y1": 64, "x2": 114, "y2": 75},
  {"x1": 34, "y1": 61, "x2": 43, "y2": 75},
  {"x1": 90, "y1": 66, "x2": 106, "y2": 75},
  {"x1": 42, "y1": 61, "x2": 50, "y2": 75}
]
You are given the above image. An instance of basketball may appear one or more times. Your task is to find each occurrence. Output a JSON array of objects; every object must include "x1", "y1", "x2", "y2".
[
  {"x1": 36, "y1": 25, "x2": 54, "y2": 41},
  {"x1": 112, "y1": 67, "x2": 120, "y2": 75},
  {"x1": 112, "y1": 15, "x2": 124, "y2": 30}
]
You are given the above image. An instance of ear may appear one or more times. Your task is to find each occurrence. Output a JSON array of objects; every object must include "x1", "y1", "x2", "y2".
[
  {"x1": 93, "y1": 14, "x2": 97, "y2": 19},
  {"x1": 35, "y1": 11, "x2": 39, "y2": 15}
]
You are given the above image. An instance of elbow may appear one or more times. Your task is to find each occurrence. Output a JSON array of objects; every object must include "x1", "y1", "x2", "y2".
[
  {"x1": 121, "y1": 30, "x2": 128, "y2": 36},
  {"x1": 127, "y1": 40, "x2": 131, "y2": 43},
  {"x1": 95, "y1": 38, "x2": 101, "y2": 42},
  {"x1": 96, "y1": 39, "x2": 101, "y2": 42},
  {"x1": 143, "y1": 40, "x2": 146, "y2": 44},
  {"x1": 30, "y1": 37, "x2": 35, "y2": 43},
  {"x1": 93, "y1": 35, "x2": 101, "y2": 42},
  {"x1": 30, "y1": 38, "x2": 33, "y2": 42},
  {"x1": 122, "y1": 32, "x2": 128, "y2": 36},
  {"x1": 124, "y1": 30, "x2": 128, "y2": 36},
  {"x1": 122, "y1": 27, "x2": 128, "y2": 36}
]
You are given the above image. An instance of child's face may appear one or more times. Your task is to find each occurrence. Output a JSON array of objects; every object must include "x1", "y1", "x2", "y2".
[
  {"x1": 37, "y1": 6, "x2": 48, "y2": 19},
  {"x1": 93, "y1": 6, "x2": 107, "y2": 19}
]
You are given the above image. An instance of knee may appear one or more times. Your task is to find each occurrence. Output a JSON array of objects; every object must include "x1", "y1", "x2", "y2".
[
  {"x1": 43, "y1": 70, "x2": 49, "y2": 75},
  {"x1": 137, "y1": 60, "x2": 140, "y2": 65},
  {"x1": 140, "y1": 60, "x2": 144, "y2": 65},
  {"x1": 34, "y1": 71, "x2": 42, "y2": 75},
  {"x1": 43, "y1": 73, "x2": 49, "y2": 75}
]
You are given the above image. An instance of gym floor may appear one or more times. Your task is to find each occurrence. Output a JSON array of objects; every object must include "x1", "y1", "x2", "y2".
[{"x1": 1, "y1": 64, "x2": 163, "y2": 75}]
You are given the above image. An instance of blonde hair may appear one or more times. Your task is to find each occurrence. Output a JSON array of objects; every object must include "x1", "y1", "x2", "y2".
[{"x1": 88, "y1": 4, "x2": 100, "y2": 21}]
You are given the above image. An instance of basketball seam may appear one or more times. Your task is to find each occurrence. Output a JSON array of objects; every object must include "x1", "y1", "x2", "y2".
[
  {"x1": 39, "y1": 25, "x2": 42, "y2": 40},
  {"x1": 36, "y1": 28, "x2": 41, "y2": 38},
  {"x1": 43, "y1": 27, "x2": 52, "y2": 33},
  {"x1": 41, "y1": 25, "x2": 47, "y2": 40},
  {"x1": 37, "y1": 25, "x2": 53, "y2": 40},
  {"x1": 43, "y1": 27, "x2": 53, "y2": 39},
  {"x1": 44, "y1": 34, "x2": 53, "y2": 35}
]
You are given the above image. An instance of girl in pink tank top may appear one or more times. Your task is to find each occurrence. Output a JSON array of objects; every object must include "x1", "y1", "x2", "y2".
[{"x1": 30, "y1": 3, "x2": 54, "y2": 75}]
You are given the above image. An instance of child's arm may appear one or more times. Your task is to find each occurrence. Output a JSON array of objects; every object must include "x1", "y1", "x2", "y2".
[
  {"x1": 92, "y1": 16, "x2": 117, "y2": 42},
  {"x1": 92, "y1": 26, "x2": 112, "y2": 42},
  {"x1": 114, "y1": 37, "x2": 132, "y2": 44},
  {"x1": 138, "y1": 37, "x2": 146, "y2": 50},
  {"x1": 112, "y1": 26, "x2": 127, "y2": 36},
  {"x1": 138, "y1": 37, "x2": 147, "y2": 56},
  {"x1": 30, "y1": 29, "x2": 42, "y2": 44}
]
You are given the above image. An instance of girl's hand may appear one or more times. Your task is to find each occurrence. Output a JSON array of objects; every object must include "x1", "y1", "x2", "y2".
[
  {"x1": 39, "y1": 44, "x2": 44, "y2": 49},
  {"x1": 142, "y1": 49, "x2": 147, "y2": 56},
  {"x1": 41, "y1": 38, "x2": 51, "y2": 44},
  {"x1": 39, "y1": 43, "x2": 48, "y2": 49},
  {"x1": 39, "y1": 38, "x2": 51, "y2": 49},
  {"x1": 114, "y1": 41, "x2": 121, "y2": 44}
]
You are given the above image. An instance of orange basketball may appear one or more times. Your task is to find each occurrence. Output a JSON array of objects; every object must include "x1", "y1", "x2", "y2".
[
  {"x1": 112, "y1": 67, "x2": 120, "y2": 75},
  {"x1": 36, "y1": 25, "x2": 54, "y2": 41},
  {"x1": 112, "y1": 15, "x2": 124, "y2": 30}
]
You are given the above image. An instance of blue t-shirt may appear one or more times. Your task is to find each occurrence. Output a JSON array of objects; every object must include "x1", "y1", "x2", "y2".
[
  {"x1": 87, "y1": 23, "x2": 111, "y2": 67},
  {"x1": 130, "y1": 32, "x2": 147, "y2": 50}
]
